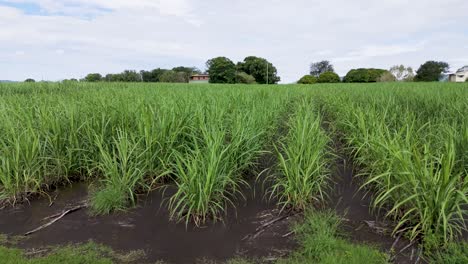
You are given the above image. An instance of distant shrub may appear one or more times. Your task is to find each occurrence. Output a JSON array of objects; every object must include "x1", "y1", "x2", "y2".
[
  {"x1": 104, "y1": 70, "x2": 142, "y2": 82},
  {"x1": 297, "y1": 75, "x2": 317, "y2": 84},
  {"x1": 236, "y1": 72, "x2": 256, "y2": 84},
  {"x1": 24, "y1": 78, "x2": 35, "y2": 83},
  {"x1": 62, "y1": 78, "x2": 79, "y2": 83},
  {"x1": 159, "y1": 71, "x2": 187, "y2": 83},
  {"x1": 317, "y1": 72, "x2": 340, "y2": 83},
  {"x1": 84, "y1": 73, "x2": 103, "y2": 82},
  {"x1": 343, "y1": 68, "x2": 388, "y2": 83},
  {"x1": 377, "y1": 72, "x2": 396, "y2": 82},
  {"x1": 61, "y1": 79, "x2": 80, "y2": 86}
]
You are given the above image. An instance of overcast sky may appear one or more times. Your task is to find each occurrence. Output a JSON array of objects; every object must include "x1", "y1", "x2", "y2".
[{"x1": 1, "y1": 0, "x2": 467, "y2": 83}]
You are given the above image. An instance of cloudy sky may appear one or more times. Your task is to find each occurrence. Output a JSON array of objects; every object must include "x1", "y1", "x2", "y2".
[{"x1": 1, "y1": 0, "x2": 467, "y2": 83}]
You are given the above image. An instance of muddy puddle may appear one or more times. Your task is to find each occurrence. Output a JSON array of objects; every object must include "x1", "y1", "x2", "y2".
[{"x1": 0, "y1": 177, "x2": 296, "y2": 263}]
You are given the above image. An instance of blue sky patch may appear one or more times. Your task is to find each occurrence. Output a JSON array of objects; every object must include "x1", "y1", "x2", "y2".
[
  {"x1": 0, "y1": 1, "x2": 43, "y2": 15},
  {"x1": 0, "y1": 1, "x2": 112, "y2": 19}
]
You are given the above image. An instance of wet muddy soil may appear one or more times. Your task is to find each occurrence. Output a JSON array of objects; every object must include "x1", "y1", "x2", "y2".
[
  {"x1": 329, "y1": 156, "x2": 421, "y2": 264},
  {"x1": 0, "y1": 156, "x2": 420, "y2": 264},
  {"x1": 0, "y1": 144, "x2": 421, "y2": 264},
  {"x1": 0, "y1": 178, "x2": 297, "y2": 264}
]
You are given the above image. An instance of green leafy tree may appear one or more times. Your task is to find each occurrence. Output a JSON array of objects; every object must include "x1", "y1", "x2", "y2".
[
  {"x1": 297, "y1": 75, "x2": 317, "y2": 84},
  {"x1": 119, "y1": 70, "x2": 142, "y2": 82},
  {"x1": 140, "y1": 70, "x2": 152, "y2": 82},
  {"x1": 141, "y1": 68, "x2": 168, "y2": 82},
  {"x1": 317, "y1": 72, "x2": 340, "y2": 83},
  {"x1": 24, "y1": 78, "x2": 35, "y2": 83},
  {"x1": 206, "y1": 57, "x2": 237, "y2": 84},
  {"x1": 172, "y1": 66, "x2": 201, "y2": 82},
  {"x1": 103, "y1": 70, "x2": 141, "y2": 82},
  {"x1": 310, "y1": 61, "x2": 334, "y2": 77},
  {"x1": 104, "y1": 74, "x2": 120, "y2": 82},
  {"x1": 61, "y1": 79, "x2": 79, "y2": 84},
  {"x1": 237, "y1": 56, "x2": 280, "y2": 84},
  {"x1": 235, "y1": 72, "x2": 256, "y2": 84},
  {"x1": 414, "y1": 61, "x2": 449, "y2": 82},
  {"x1": 84, "y1": 73, "x2": 102, "y2": 82},
  {"x1": 159, "y1": 70, "x2": 187, "y2": 83},
  {"x1": 343, "y1": 69, "x2": 366, "y2": 83},
  {"x1": 368, "y1": 69, "x2": 387, "y2": 82},
  {"x1": 343, "y1": 68, "x2": 388, "y2": 83}
]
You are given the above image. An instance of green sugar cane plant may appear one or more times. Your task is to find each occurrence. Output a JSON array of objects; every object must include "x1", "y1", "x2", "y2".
[
  {"x1": 166, "y1": 88, "x2": 289, "y2": 226},
  {"x1": 270, "y1": 98, "x2": 331, "y2": 211},
  {"x1": 167, "y1": 121, "x2": 242, "y2": 226},
  {"x1": 135, "y1": 101, "x2": 194, "y2": 184},
  {"x1": 40, "y1": 103, "x2": 85, "y2": 183},
  {"x1": 90, "y1": 130, "x2": 147, "y2": 215},
  {"x1": 0, "y1": 129, "x2": 43, "y2": 205},
  {"x1": 319, "y1": 88, "x2": 468, "y2": 250},
  {"x1": 166, "y1": 97, "x2": 240, "y2": 226},
  {"x1": 365, "y1": 136, "x2": 468, "y2": 248}
]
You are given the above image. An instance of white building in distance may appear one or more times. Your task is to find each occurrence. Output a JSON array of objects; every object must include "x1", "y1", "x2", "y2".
[{"x1": 448, "y1": 66, "x2": 468, "y2": 82}]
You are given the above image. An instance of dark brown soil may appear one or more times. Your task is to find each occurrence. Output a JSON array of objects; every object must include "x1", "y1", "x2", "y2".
[
  {"x1": 0, "y1": 155, "x2": 423, "y2": 264},
  {"x1": 0, "y1": 176, "x2": 297, "y2": 264},
  {"x1": 329, "y1": 155, "x2": 422, "y2": 264}
]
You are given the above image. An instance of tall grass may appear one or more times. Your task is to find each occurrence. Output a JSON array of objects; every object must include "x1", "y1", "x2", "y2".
[
  {"x1": 0, "y1": 81, "x2": 466, "y2": 239},
  {"x1": 0, "y1": 83, "x2": 293, "y2": 223},
  {"x1": 270, "y1": 98, "x2": 330, "y2": 211},
  {"x1": 313, "y1": 83, "x2": 468, "y2": 248},
  {"x1": 168, "y1": 125, "x2": 240, "y2": 225},
  {"x1": 167, "y1": 89, "x2": 291, "y2": 225},
  {"x1": 0, "y1": 83, "x2": 198, "y2": 209},
  {"x1": 90, "y1": 131, "x2": 147, "y2": 214},
  {"x1": 0, "y1": 128, "x2": 42, "y2": 203}
]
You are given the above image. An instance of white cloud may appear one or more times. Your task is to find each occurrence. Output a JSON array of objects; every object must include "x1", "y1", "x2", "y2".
[
  {"x1": 333, "y1": 42, "x2": 426, "y2": 62},
  {"x1": 349, "y1": 43, "x2": 424, "y2": 58},
  {"x1": 0, "y1": 0, "x2": 467, "y2": 82},
  {"x1": 313, "y1": 50, "x2": 333, "y2": 57}
]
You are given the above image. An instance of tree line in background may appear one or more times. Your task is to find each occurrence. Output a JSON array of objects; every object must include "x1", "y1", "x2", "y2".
[
  {"x1": 81, "y1": 66, "x2": 201, "y2": 83},
  {"x1": 297, "y1": 60, "x2": 453, "y2": 84},
  {"x1": 22, "y1": 59, "x2": 461, "y2": 84},
  {"x1": 206, "y1": 56, "x2": 280, "y2": 84},
  {"x1": 298, "y1": 61, "x2": 341, "y2": 84},
  {"x1": 64, "y1": 56, "x2": 281, "y2": 85}
]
